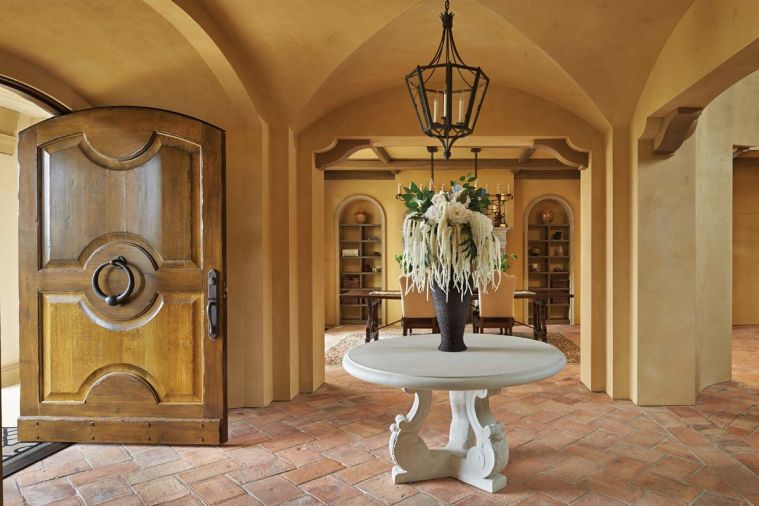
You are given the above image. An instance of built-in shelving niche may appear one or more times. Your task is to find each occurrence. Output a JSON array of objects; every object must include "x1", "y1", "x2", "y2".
[
  {"x1": 336, "y1": 196, "x2": 385, "y2": 325},
  {"x1": 524, "y1": 196, "x2": 574, "y2": 325}
]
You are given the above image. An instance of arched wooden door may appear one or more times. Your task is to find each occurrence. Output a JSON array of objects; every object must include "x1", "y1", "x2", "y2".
[{"x1": 17, "y1": 107, "x2": 226, "y2": 445}]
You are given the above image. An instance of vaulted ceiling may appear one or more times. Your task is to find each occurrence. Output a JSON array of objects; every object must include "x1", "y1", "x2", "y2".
[{"x1": 2, "y1": 0, "x2": 751, "y2": 133}]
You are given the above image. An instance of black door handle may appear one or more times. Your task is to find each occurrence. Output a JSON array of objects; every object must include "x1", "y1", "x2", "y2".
[
  {"x1": 207, "y1": 270, "x2": 218, "y2": 339},
  {"x1": 92, "y1": 256, "x2": 135, "y2": 306}
]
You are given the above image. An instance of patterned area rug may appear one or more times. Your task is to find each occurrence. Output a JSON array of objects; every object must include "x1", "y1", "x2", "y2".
[{"x1": 325, "y1": 330, "x2": 580, "y2": 365}]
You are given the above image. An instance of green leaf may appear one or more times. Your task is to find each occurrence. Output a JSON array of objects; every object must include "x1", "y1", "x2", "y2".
[{"x1": 410, "y1": 181, "x2": 418, "y2": 192}]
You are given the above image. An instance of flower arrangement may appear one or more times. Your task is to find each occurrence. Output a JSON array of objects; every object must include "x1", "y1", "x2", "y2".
[{"x1": 398, "y1": 173, "x2": 501, "y2": 296}]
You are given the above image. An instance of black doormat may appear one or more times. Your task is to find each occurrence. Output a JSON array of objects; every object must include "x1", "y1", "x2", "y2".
[{"x1": 2, "y1": 427, "x2": 69, "y2": 477}]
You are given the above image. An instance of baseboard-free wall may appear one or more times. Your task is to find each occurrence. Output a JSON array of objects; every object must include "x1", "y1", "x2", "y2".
[{"x1": 734, "y1": 162, "x2": 759, "y2": 324}]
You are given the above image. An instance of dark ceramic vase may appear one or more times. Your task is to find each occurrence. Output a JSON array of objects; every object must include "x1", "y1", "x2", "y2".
[{"x1": 431, "y1": 282, "x2": 471, "y2": 352}]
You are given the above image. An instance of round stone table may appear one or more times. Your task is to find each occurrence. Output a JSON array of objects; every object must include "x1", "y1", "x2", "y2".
[{"x1": 342, "y1": 334, "x2": 566, "y2": 493}]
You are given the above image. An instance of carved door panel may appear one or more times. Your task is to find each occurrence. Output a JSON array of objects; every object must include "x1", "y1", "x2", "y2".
[{"x1": 18, "y1": 107, "x2": 226, "y2": 445}]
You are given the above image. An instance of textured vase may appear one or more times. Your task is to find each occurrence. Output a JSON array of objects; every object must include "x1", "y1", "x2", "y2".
[{"x1": 431, "y1": 282, "x2": 471, "y2": 352}]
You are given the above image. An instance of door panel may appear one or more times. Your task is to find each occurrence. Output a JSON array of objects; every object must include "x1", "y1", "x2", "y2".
[{"x1": 18, "y1": 107, "x2": 226, "y2": 445}]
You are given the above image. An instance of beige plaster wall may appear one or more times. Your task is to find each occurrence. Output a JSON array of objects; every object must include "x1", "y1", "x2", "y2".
[
  {"x1": 0, "y1": 108, "x2": 47, "y2": 387},
  {"x1": 633, "y1": 71, "x2": 759, "y2": 405},
  {"x1": 734, "y1": 164, "x2": 759, "y2": 325}
]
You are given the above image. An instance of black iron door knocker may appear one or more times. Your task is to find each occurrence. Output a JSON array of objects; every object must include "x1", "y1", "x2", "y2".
[{"x1": 92, "y1": 256, "x2": 135, "y2": 306}]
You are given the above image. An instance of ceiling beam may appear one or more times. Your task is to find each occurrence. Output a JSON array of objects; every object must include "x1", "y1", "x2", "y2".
[
  {"x1": 533, "y1": 138, "x2": 589, "y2": 169},
  {"x1": 733, "y1": 145, "x2": 752, "y2": 158},
  {"x1": 371, "y1": 145, "x2": 392, "y2": 164},
  {"x1": 518, "y1": 146, "x2": 536, "y2": 164},
  {"x1": 314, "y1": 138, "x2": 371, "y2": 169},
  {"x1": 323, "y1": 158, "x2": 573, "y2": 170},
  {"x1": 514, "y1": 169, "x2": 580, "y2": 180},
  {"x1": 653, "y1": 107, "x2": 703, "y2": 155},
  {"x1": 324, "y1": 170, "x2": 397, "y2": 180}
]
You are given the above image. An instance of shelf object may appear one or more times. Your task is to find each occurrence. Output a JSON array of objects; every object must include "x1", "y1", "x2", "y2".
[
  {"x1": 337, "y1": 198, "x2": 385, "y2": 325},
  {"x1": 524, "y1": 197, "x2": 573, "y2": 325}
]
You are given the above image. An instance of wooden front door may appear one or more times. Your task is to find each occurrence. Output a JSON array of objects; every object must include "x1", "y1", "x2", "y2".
[{"x1": 17, "y1": 107, "x2": 226, "y2": 445}]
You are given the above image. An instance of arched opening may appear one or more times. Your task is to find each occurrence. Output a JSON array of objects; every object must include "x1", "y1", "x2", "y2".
[
  {"x1": 522, "y1": 194, "x2": 576, "y2": 327},
  {"x1": 0, "y1": 77, "x2": 61, "y2": 475}
]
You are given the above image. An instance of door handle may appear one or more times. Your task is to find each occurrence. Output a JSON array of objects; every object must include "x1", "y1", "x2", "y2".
[
  {"x1": 92, "y1": 256, "x2": 135, "y2": 306},
  {"x1": 207, "y1": 270, "x2": 218, "y2": 339}
]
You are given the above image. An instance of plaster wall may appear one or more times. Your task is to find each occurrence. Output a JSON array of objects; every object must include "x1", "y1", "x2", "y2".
[
  {"x1": 0, "y1": 108, "x2": 47, "y2": 387},
  {"x1": 733, "y1": 163, "x2": 759, "y2": 324},
  {"x1": 633, "y1": 71, "x2": 759, "y2": 404}
]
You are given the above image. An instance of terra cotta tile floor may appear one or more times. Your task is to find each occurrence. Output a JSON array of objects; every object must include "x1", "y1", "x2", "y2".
[{"x1": 4, "y1": 326, "x2": 759, "y2": 505}]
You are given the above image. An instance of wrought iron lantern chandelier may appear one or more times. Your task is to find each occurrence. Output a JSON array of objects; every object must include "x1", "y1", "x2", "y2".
[{"x1": 405, "y1": 0, "x2": 489, "y2": 160}]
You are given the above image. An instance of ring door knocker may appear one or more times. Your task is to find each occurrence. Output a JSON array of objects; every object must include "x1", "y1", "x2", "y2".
[{"x1": 91, "y1": 256, "x2": 135, "y2": 306}]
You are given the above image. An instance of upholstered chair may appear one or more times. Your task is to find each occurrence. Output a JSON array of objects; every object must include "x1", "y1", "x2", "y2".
[
  {"x1": 398, "y1": 275, "x2": 438, "y2": 336},
  {"x1": 476, "y1": 273, "x2": 517, "y2": 335}
]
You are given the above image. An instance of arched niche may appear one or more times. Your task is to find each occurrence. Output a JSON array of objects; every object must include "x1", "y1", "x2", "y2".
[
  {"x1": 523, "y1": 194, "x2": 575, "y2": 326},
  {"x1": 334, "y1": 195, "x2": 387, "y2": 326}
]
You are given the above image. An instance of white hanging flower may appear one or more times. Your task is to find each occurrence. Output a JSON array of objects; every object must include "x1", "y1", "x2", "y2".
[
  {"x1": 424, "y1": 202, "x2": 445, "y2": 222},
  {"x1": 431, "y1": 191, "x2": 447, "y2": 206},
  {"x1": 446, "y1": 202, "x2": 471, "y2": 224}
]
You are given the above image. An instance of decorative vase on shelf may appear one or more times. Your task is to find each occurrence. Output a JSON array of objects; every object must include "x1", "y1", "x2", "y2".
[
  {"x1": 541, "y1": 208, "x2": 554, "y2": 224},
  {"x1": 354, "y1": 210, "x2": 368, "y2": 224},
  {"x1": 431, "y1": 281, "x2": 471, "y2": 352}
]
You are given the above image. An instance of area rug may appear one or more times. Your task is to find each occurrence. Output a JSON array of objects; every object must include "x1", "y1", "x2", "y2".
[{"x1": 325, "y1": 329, "x2": 580, "y2": 365}]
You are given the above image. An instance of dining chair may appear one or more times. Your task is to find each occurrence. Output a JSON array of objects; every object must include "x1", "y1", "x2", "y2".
[
  {"x1": 398, "y1": 275, "x2": 439, "y2": 335},
  {"x1": 476, "y1": 273, "x2": 517, "y2": 335}
]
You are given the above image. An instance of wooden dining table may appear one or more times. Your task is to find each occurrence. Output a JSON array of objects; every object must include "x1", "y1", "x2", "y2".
[{"x1": 341, "y1": 288, "x2": 572, "y2": 343}]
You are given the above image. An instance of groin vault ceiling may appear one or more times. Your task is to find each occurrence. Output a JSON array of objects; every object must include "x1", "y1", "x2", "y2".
[{"x1": 2, "y1": 0, "x2": 756, "y2": 133}]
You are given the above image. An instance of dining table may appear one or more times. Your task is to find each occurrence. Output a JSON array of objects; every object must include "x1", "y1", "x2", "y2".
[{"x1": 340, "y1": 288, "x2": 572, "y2": 342}]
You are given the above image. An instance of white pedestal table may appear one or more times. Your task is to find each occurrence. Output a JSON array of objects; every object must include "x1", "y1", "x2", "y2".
[{"x1": 342, "y1": 334, "x2": 566, "y2": 493}]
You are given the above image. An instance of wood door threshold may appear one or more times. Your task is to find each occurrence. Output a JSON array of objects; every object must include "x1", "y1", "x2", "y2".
[{"x1": 18, "y1": 416, "x2": 225, "y2": 445}]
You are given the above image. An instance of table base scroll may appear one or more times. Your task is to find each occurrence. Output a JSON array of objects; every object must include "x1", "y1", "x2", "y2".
[{"x1": 389, "y1": 389, "x2": 508, "y2": 493}]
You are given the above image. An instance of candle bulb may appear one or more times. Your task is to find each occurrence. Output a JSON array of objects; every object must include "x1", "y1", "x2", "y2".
[
  {"x1": 429, "y1": 179, "x2": 433, "y2": 190},
  {"x1": 397, "y1": 182, "x2": 401, "y2": 194},
  {"x1": 433, "y1": 93, "x2": 439, "y2": 122},
  {"x1": 507, "y1": 183, "x2": 511, "y2": 194},
  {"x1": 443, "y1": 91, "x2": 448, "y2": 119},
  {"x1": 485, "y1": 183, "x2": 488, "y2": 193},
  {"x1": 496, "y1": 183, "x2": 500, "y2": 194},
  {"x1": 457, "y1": 94, "x2": 463, "y2": 124}
]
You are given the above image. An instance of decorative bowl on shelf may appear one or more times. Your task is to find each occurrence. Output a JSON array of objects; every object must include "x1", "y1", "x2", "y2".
[
  {"x1": 529, "y1": 247, "x2": 542, "y2": 256},
  {"x1": 355, "y1": 210, "x2": 368, "y2": 224},
  {"x1": 529, "y1": 263, "x2": 541, "y2": 272},
  {"x1": 541, "y1": 208, "x2": 554, "y2": 224}
]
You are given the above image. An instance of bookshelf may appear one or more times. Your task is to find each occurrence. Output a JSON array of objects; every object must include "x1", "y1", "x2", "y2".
[
  {"x1": 338, "y1": 221, "x2": 383, "y2": 325},
  {"x1": 525, "y1": 200, "x2": 573, "y2": 325}
]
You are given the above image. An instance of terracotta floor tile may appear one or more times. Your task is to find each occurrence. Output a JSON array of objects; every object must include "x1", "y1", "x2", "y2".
[
  {"x1": 20, "y1": 478, "x2": 77, "y2": 505},
  {"x1": 133, "y1": 476, "x2": 191, "y2": 505},
  {"x1": 178, "y1": 446, "x2": 228, "y2": 466},
  {"x1": 649, "y1": 455, "x2": 702, "y2": 481},
  {"x1": 227, "y1": 457, "x2": 294, "y2": 484},
  {"x1": 524, "y1": 474, "x2": 586, "y2": 503},
  {"x1": 634, "y1": 491, "x2": 687, "y2": 505},
  {"x1": 579, "y1": 476, "x2": 644, "y2": 503},
  {"x1": 301, "y1": 475, "x2": 360, "y2": 503},
  {"x1": 275, "y1": 445, "x2": 323, "y2": 467},
  {"x1": 124, "y1": 458, "x2": 194, "y2": 485},
  {"x1": 334, "y1": 493, "x2": 384, "y2": 505},
  {"x1": 572, "y1": 491, "x2": 626, "y2": 505},
  {"x1": 244, "y1": 476, "x2": 304, "y2": 505},
  {"x1": 323, "y1": 444, "x2": 375, "y2": 466},
  {"x1": 691, "y1": 492, "x2": 746, "y2": 506},
  {"x1": 190, "y1": 475, "x2": 246, "y2": 503},
  {"x1": 337, "y1": 457, "x2": 393, "y2": 484},
  {"x1": 356, "y1": 473, "x2": 419, "y2": 503},
  {"x1": 517, "y1": 492, "x2": 563, "y2": 505},
  {"x1": 177, "y1": 459, "x2": 242, "y2": 485},
  {"x1": 82, "y1": 446, "x2": 132, "y2": 467},
  {"x1": 413, "y1": 477, "x2": 478, "y2": 503},
  {"x1": 282, "y1": 458, "x2": 344, "y2": 485},
  {"x1": 259, "y1": 432, "x2": 316, "y2": 452},
  {"x1": 632, "y1": 470, "x2": 701, "y2": 502},
  {"x1": 77, "y1": 476, "x2": 132, "y2": 505},
  {"x1": 545, "y1": 456, "x2": 599, "y2": 483}
]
